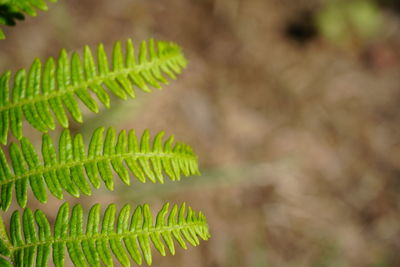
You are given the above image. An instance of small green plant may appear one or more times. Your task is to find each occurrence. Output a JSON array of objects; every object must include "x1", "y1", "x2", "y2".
[{"x1": 0, "y1": 1, "x2": 210, "y2": 266}]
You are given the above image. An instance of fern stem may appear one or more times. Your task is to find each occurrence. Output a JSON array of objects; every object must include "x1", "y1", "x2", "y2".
[
  {"x1": 0, "y1": 151, "x2": 197, "y2": 187},
  {"x1": 9, "y1": 221, "x2": 205, "y2": 253}
]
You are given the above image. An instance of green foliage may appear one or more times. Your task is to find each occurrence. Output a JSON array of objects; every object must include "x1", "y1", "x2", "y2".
[
  {"x1": 0, "y1": 38, "x2": 187, "y2": 145},
  {"x1": 0, "y1": 0, "x2": 58, "y2": 39},
  {"x1": 0, "y1": 1, "x2": 210, "y2": 266},
  {"x1": 0, "y1": 202, "x2": 210, "y2": 267},
  {"x1": 0, "y1": 127, "x2": 199, "y2": 211}
]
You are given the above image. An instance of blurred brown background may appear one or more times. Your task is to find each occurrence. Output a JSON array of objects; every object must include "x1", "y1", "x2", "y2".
[{"x1": 1, "y1": 0, "x2": 400, "y2": 266}]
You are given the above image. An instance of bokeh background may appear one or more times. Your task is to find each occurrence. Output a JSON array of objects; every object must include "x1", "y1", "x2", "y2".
[{"x1": 1, "y1": 0, "x2": 400, "y2": 266}]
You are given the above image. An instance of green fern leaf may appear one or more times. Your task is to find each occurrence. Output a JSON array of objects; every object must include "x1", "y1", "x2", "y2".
[
  {"x1": 1, "y1": 0, "x2": 57, "y2": 17},
  {"x1": 0, "y1": 202, "x2": 210, "y2": 266},
  {"x1": 0, "y1": 0, "x2": 58, "y2": 39},
  {"x1": 0, "y1": 127, "x2": 200, "y2": 211},
  {"x1": 0, "y1": 38, "x2": 187, "y2": 144}
]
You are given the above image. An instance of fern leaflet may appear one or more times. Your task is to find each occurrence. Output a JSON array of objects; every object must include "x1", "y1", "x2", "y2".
[
  {"x1": 0, "y1": 202, "x2": 210, "y2": 266},
  {"x1": 0, "y1": 127, "x2": 200, "y2": 211},
  {"x1": 0, "y1": 38, "x2": 187, "y2": 144},
  {"x1": 0, "y1": 0, "x2": 59, "y2": 39}
]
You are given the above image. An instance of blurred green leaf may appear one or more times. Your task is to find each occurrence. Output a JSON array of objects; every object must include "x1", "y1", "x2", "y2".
[{"x1": 316, "y1": 0, "x2": 383, "y2": 47}]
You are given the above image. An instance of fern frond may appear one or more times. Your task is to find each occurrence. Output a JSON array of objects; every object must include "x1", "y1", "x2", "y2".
[
  {"x1": 0, "y1": 202, "x2": 210, "y2": 266},
  {"x1": 0, "y1": 0, "x2": 58, "y2": 40},
  {"x1": 0, "y1": 38, "x2": 187, "y2": 144},
  {"x1": 0, "y1": 127, "x2": 200, "y2": 211},
  {"x1": 0, "y1": 0, "x2": 57, "y2": 17}
]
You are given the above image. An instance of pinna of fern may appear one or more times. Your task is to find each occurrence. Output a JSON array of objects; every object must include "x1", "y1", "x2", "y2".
[
  {"x1": 0, "y1": 0, "x2": 59, "y2": 39},
  {"x1": 0, "y1": 126, "x2": 200, "y2": 211},
  {"x1": 0, "y1": 38, "x2": 187, "y2": 144},
  {"x1": 0, "y1": 202, "x2": 210, "y2": 267}
]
